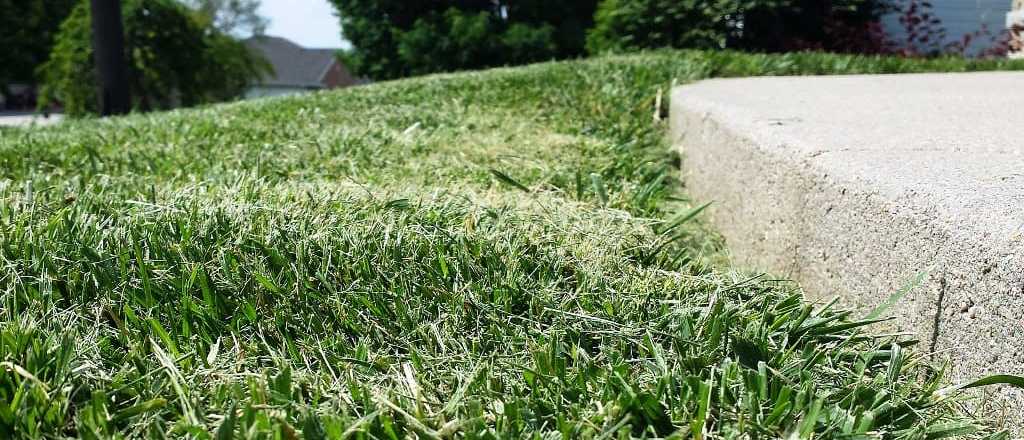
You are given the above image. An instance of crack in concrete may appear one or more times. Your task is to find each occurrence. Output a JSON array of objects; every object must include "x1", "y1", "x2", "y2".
[{"x1": 928, "y1": 275, "x2": 947, "y2": 359}]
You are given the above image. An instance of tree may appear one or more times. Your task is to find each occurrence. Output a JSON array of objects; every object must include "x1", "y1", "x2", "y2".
[
  {"x1": 89, "y1": 0, "x2": 131, "y2": 115},
  {"x1": 737, "y1": 0, "x2": 891, "y2": 53},
  {"x1": 329, "y1": 0, "x2": 599, "y2": 80},
  {"x1": 0, "y1": 0, "x2": 77, "y2": 97},
  {"x1": 184, "y1": 0, "x2": 268, "y2": 36},
  {"x1": 38, "y1": 0, "x2": 271, "y2": 117},
  {"x1": 585, "y1": 0, "x2": 737, "y2": 53},
  {"x1": 585, "y1": 0, "x2": 889, "y2": 54}
]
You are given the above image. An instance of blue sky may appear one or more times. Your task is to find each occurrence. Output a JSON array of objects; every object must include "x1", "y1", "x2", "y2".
[{"x1": 257, "y1": 0, "x2": 350, "y2": 49}]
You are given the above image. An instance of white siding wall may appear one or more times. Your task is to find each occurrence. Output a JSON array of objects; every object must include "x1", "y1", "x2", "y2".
[
  {"x1": 882, "y1": 0, "x2": 1013, "y2": 53},
  {"x1": 244, "y1": 86, "x2": 314, "y2": 99}
]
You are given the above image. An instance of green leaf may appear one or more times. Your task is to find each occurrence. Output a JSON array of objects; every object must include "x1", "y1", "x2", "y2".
[
  {"x1": 112, "y1": 398, "x2": 167, "y2": 422},
  {"x1": 865, "y1": 269, "x2": 930, "y2": 320},
  {"x1": 215, "y1": 404, "x2": 236, "y2": 440},
  {"x1": 661, "y1": 201, "x2": 712, "y2": 233},
  {"x1": 924, "y1": 422, "x2": 978, "y2": 440},
  {"x1": 590, "y1": 173, "x2": 608, "y2": 206},
  {"x1": 935, "y1": 374, "x2": 1024, "y2": 399},
  {"x1": 148, "y1": 318, "x2": 179, "y2": 358},
  {"x1": 253, "y1": 271, "x2": 281, "y2": 294},
  {"x1": 302, "y1": 413, "x2": 327, "y2": 440},
  {"x1": 489, "y1": 168, "x2": 530, "y2": 192}
]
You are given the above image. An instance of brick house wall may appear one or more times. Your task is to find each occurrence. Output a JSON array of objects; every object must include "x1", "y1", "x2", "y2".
[{"x1": 321, "y1": 61, "x2": 358, "y2": 89}]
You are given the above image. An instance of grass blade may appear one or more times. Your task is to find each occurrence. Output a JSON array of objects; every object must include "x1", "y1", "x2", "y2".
[
  {"x1": 489, "y1": 169, "x2": 530, "y2": 192},
  {"x1": 865, "y1": 269, "x2": 930, "y2": 320}
]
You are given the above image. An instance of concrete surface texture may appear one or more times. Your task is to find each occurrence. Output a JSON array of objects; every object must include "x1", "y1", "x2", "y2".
[
  {"x1": 670, "y1": 72, "x2": 1024, "y2": 429},
  {"x1": 0, "y1": 112, "x2": 63, "y2": 128}
]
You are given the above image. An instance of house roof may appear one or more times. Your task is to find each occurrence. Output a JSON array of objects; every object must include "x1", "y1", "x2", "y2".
[{"x1": 244, "y1": 35, "x2": 341, "y2": 88}]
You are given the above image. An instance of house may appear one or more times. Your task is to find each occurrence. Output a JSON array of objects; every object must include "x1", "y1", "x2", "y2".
[
  {"x1": 882, "y1": 0, "x2": 1015, "y2": 54},
  {"x1": 244, "y1": 35, "x2": 359, "y2": 98}
]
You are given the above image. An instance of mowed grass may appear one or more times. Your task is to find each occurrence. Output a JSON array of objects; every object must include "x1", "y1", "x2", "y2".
[{"x1": 2, "y1": 50, "x2": 1023, "y2": 439}]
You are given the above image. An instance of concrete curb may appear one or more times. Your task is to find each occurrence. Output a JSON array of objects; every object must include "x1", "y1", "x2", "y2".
[{"x1": 670, "y1": 72, "x2": 1024, "y2": 430}]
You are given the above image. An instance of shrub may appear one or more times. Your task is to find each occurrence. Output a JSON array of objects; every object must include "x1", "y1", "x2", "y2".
[
  {"x1": 330, "y1": 0, "x2": 598, "y2": 80},
  {"x1": 885, "y1": 0, "x2": 1012, "y2": 57},
  {"x1": 586, "y1": 0, "x2": 887, "y2": 54},
  {"x1": 37, "y1": 0, "x2": 270, "y2": 117},
  {"x1": 395, "y1": 9, "x2": 502, "y2": 76}
]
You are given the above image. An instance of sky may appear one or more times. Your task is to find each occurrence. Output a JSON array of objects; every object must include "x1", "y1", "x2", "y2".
[{"x1": 257, "y1": 0, "x2": 351, "y2": 49}]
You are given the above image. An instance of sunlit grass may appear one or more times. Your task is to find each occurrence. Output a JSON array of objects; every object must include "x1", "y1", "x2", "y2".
[{"x1": 1, "y1": 50, "x2": 1023, "y2": 438}]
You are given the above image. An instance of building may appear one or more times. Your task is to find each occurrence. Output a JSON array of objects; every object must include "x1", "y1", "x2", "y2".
[{"x1": 243, "y1": 35, "x2": 359, "y2": 98}]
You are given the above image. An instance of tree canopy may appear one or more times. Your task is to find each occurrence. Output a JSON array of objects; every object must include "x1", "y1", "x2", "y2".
[
  {"x1": 586, "y1": 0, "x2": 889, "y2": 54},
  {"x1": 334, "y1": 0, "x2": 892, "y2": 80},
  {"x1": 329, "y1": 0, "x2": 599, "y2": 80},
  {"x1": 184, "y1": 0, "x2": 269, "y2": 36},
  {"x1": 38, "y1": 0, "x2": 270, "y2": 117},
  {"x1": 0, "y1": 0, "x2": 77, "y2": 93}
]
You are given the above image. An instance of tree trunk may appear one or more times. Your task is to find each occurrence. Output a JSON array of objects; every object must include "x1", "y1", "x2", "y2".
[{"x1": 90, "y1": 0, "x2": 130, "y2": 116}]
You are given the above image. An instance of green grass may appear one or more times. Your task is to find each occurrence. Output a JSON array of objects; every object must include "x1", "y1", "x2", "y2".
[{"x1": 2, "y1": 50, "x2": 1023, "y2": 439}]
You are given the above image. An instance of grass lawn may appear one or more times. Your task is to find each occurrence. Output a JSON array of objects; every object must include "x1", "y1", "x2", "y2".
[{"x1": 2, "y1": 50, "x2": 1023, "y2": 439}]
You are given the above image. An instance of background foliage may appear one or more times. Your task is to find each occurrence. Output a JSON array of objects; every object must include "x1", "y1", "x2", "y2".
[
  {"x1": 329, "y1": 0, "x2": 599, "y2": 79},
  {"x1": 183, "y1": 0, "x2": 269, "y2": 36},
  {"x1": 37, "y1": 0, "x2": 270, "y2": 117},
  {"x1": 333, "y1": 0, "x2": 894, "y2": 80},
  {"x1": 0, "y1": 0, "x2": 77, "y2": 99},
  {"x1": 585, "y1": 0, "x2": 889, "y2": 54}
]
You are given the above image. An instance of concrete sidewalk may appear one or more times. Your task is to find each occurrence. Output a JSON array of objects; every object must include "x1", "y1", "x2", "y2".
[
  {"x1": 0, "y1": 112, "x2": 63, "y2": 127},
  {"x1": 670, "y1": 72, "x2": 1024, "y2": 426}
]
